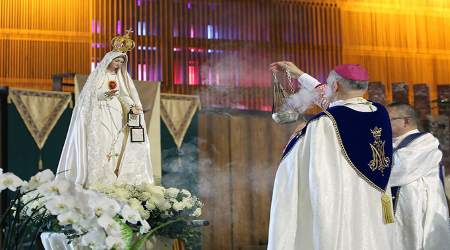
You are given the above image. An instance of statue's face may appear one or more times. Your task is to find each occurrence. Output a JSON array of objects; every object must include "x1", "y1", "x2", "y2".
[{"x1": 109, "y1": 57, "x2": 125, "y2": 70}]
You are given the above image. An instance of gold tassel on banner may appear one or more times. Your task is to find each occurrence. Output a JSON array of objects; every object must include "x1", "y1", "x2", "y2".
[
  {"x1": 381, "y1": 193, "x2": 395, "y2": 224},
  {"x1": 38, "y1": 153, "x2": 43, "y2": 170}
]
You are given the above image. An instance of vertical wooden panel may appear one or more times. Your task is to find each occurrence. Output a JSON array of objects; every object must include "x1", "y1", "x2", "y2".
[
  {"x1": 198, "y1": 112, "x2": 233, "y2": 250},
  {"x1": 392, "y1": 82, "x2": 410, "y2": 104},
  {"x1": 413, "y1": 84, "x2": 431, "y2": 120},
  {"x1": 198, "y1": 111, "x2": 299, "y2": 249},
  {"x1": 368, "y1": 81, "x2": 387, "y2": 104},
  {"x1": 437, "y1": 85, "x2": 450, "y2": 116}
]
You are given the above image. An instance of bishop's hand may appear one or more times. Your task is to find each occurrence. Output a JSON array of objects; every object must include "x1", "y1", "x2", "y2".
[{"x1": 270, "y1": 61, "x2": 304, "y2": 79}]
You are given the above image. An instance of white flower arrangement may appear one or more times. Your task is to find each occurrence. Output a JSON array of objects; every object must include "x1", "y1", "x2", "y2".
[{"x1": 0, "y1": 169, "x2": 204, "y2": 250}]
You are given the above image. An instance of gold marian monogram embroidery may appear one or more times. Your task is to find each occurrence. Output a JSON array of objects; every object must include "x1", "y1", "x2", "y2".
[{"x1": 369, "y1": 127, "x2": 390, "y2": 175}]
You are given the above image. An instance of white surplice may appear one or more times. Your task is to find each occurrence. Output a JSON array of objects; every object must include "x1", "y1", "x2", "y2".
[
  {"x1": 268, "y1": 98, "x2": 395, "y2": 250},
  {"x1": 389, "y1": 129, "x2": 450, "y2": 250}
]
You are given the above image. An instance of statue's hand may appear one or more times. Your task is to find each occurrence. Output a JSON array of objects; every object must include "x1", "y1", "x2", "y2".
[
  {"x1": 131, "y1": 106, "x2": 142, "y2": 114},
  {"x1": 104, "y1": 89, "x2": 119, "y2": 98}
]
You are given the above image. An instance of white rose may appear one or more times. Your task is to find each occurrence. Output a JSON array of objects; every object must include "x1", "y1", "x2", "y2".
[
  {"x1": 181, "y1": 197, "x2": 195, "y2": 209},
  {"x1": 181, "y1": 189, "x2": 191, "y2": 197},
  {"x1": 120, "y1": 205, "x2": 142, "y2": 224},
  {"x1": 165, "y1": 187, "x2": 180, "y2": 198},
  {"x1": 157, "y1": 200, "x2": 172, "y2": 211},
  {"x1": 113, "y1": 188, "x2": 130, "y2": 201},
  {"x1": 172, "y1": 201, "x2": 185, "y2": 212},
  {"x1": 145, "y1": 200, "x2": 156, "y2": 210}
]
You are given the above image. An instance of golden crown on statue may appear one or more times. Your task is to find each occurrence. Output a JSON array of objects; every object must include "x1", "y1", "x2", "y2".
[{"x1": 111, "y1": 29, "x2": 135, "y2": 53}]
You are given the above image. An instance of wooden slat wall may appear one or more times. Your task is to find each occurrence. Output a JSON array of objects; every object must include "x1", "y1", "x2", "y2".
[
  {"x1": 2, "y1": 0, "x2": 450, "y2": 112},
  {"x1": 198, "y1": 111, "x2": 299, "y2": 250},
  {"x1": 0, "y1": 0, "x2": 91, "y2": 90},
  {"x1": 339, "y1": 0, "x2": 450, "y2": 110}
]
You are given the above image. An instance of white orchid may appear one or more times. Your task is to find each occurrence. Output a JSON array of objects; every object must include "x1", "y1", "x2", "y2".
[
  {"x1": 0, "y1": 173, "x2": 25, "y2": 191},
  {"x1": 37, "y1": 179, "x2": 71, "y2": 197},
  {"x1": 105, "y1": 235, "x2": 126, "y2": 250},
  {"x1": 90, "y1": 197, "x2": 121, "y2": 217},
  {"x1": 72, "y1": 217, "x2": 98, "y2": 233},
  {"x1": 98, "y1": 215, "x2": 121, "y2": 237},
  {"x1": 46, "y1": 196, "x2": 75, "y2": 215},
  {"x1": 24, "y1": 169, "x2": 55, "y2": 190},
  {"x1": 80, "y1": 228, "x2": 107, "y2": 249},
  {"x1": 57, "y1": 211, "x2": 82, "y2": 225}
]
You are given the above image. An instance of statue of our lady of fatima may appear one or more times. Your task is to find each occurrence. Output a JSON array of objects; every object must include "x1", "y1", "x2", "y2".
[{"x1": 57, "y1": 30, "x2": 153, "y2": 187}]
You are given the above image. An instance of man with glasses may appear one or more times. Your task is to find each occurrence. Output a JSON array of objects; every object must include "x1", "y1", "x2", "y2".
[{"x1": 387, "y1": 103, "x2": 450, "y2": 250}]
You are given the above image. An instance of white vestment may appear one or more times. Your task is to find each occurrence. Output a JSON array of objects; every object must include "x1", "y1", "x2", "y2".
[
  {"x1": 268, "y1": 98, "x2": 395, "y2": 250},
  {"x1": 389, "y1": 129, "x2": 450, "y2": 250},
  {"x1": 57, "y1": 51, "x2": 153, "y2": 187}
]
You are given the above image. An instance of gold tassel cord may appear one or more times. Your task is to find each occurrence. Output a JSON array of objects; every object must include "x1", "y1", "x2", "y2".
[
  {"x1": 38, "y1": 153, "x2": 43, "y2": 170},
  {"x1": 381, "y1": 193, "x2": 395, "y2": 224}
]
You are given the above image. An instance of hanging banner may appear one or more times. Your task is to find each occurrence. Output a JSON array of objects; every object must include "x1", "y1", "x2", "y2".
[
  {"x1": 9, "y1": 88, "x2": 72, "y2": 149},
  {"x1": 160, "y1": 94, "x2": 201, "y2": 150}
]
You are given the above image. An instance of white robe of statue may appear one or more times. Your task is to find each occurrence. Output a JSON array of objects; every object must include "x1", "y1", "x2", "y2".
[
  {"x1": 56, "y1": 51, "x2": 154, "y2": 187},
  {"x1": 389, "y1": 129, "x2": 450, "y2": 250},
  {"x1": 268, "y1": 98, "x2": 395, "y2": 250}
]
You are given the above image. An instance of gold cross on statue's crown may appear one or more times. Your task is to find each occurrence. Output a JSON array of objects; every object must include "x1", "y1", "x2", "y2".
[{"x1": 111, "y1": 29, "x2": 135, "y2": 53}]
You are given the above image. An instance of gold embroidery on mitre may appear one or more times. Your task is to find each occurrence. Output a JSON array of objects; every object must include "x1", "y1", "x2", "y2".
[{"x1": 368, "y1": 127, "x2": 390, "y2": 175}]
